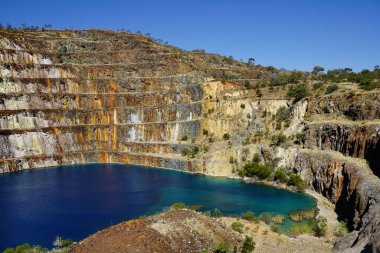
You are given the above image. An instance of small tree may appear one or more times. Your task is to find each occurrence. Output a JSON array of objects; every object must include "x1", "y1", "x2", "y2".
[
  {"x1": 241, "y1": 211, "x2": 255, "y2": 221},
  {"x1": 312, "y1": 66, "x2": 325, "y2": 74},
  {"x1": 287, "y1": 83, "x2": 309, "y2": 102},
  {"x1": 248, "y1": 58, "x2": 255, "y2": 66},
  {"x1": 213, "y1": 208, "x2": 223, "y2": 217}
]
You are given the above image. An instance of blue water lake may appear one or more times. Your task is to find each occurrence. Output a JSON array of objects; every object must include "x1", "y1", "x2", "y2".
[{"x1": 0, "y1": 163, "x2": 316, "y2": 250}]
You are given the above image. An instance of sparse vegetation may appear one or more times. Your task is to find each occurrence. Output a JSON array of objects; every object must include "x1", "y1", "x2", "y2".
[
  {"x1": 294, "y1": 133, "x2": 305, "y2": 144},
  {"x1": 223, "y1": 133, "x2": 231, "y2": 140},
  {"x1": 271, "y1": 133, "x2": 287, "y2": 146},
  {"x1": 317, "y1": 67, "x2": 380, "y2": 90},
  {"x1": 241, "y1": 211, "x2": 255, "y2": 222},
  {"x1": 231, "y1": 221, "x2": 244, "y2": 233},
  {"x1": 238, "y1": 161, "x2": 273, "y2": 179},
  {"x1": 3, "y1": 236, "x2": 73, "y2": 253},
  {"x1": 267, "y1": 71, "x2": 306, "y2": 86},
  {"x1": 215, "y1": 241, "x2": 230, "y2": 253},
  {"x1": 290, "y1": 223, "x2": 314, "y2": 236},
  {"x1": 240, "y1": 236, "x2": 255, "y2": 253},
  {"x1": 213, "y1": 208, "x2": 223, "y2": 217},
  {"x1": 170, "y1": 202, "x2": 202, "y2": 211},
  {"x1": 289, "y1": 208, "x2": 317, "y2": 222},
  {"x1": 315, "y1": 216, "x2": 328, "y2": 237},
  {"x1": 273, "y1": 169, "x2": 288, "y2": 183},
  {"x1": 287, "y1": 173, "x2": 306, "y2": 191},
  {"x1": 287, "y1": 83, "x2": 309, "y2": 102},
  {"x1": 334, "y1": 220, "x2": 349, "y2": 237},
  {"x1": 181, "y1": 148, "x2": 191, "y2": 156},
  {"x1": 180, "y1": 146, "x2": 199, "y2": 158},
  {"x1": 325, "y1": 84, "x2": 339, "y2": 94}
]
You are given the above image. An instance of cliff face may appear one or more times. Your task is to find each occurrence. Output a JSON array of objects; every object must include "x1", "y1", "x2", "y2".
[
  {"x1": 1, "y1": 30, "x2": 380, "y2": 252},
  {"x1": 0, "y1": 30, "x2": 233, "y2": 172},
  {"x1": 304, "y1": 123, "x2": 380, "y2": 176}
]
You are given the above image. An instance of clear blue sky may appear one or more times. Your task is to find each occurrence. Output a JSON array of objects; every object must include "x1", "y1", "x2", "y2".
[{"x1": 1, "y1": 0, "x2": 379, "y2": 71}]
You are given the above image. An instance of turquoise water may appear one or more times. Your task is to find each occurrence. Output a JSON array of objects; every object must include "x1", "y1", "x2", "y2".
[{"x1": 0, "y1": 163, "x2": 316, "y2": 250}]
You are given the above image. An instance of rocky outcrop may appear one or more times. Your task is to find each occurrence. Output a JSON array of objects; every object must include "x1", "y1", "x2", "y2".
[
  {"x1": 304, "y1": 123, "x2": 380, "y2": 176},
  {"x1": 306, "y1": 93, "x2": 380, "y2": 120},
  {"x1": 294, "y1": 150, "x2": 380, "y2": 252}
]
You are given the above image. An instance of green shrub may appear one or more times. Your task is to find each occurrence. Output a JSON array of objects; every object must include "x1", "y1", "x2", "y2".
[
  {"x1": 170, "y1": 202, "x2": 202, "y2": 211},
  {"x1": 231, "y1": 222, "x2": 244, "y2": 233},
  {"x1": 312, "y1": 66, "x2": 325, "y2": 74},
  {"x1": 334, "y1": 220, "x2": 349, "y2": 237},
  {"x1": 241, "y1": 211, "x2": 255, "y2": 221},
  {"x1": 287, "y1": 173, "x2": 306, "y2": 191},
  {"x1": 275, "y1": 106, "x2": 291, "y2": 121},
  {"x1": 252, "y1": 153, "x2": 260, "y2": 163},
  {"x1": 203, "y1": 129, "x2": 209, "y2": 136},
  {"x1": 290, "y1": 223, "x2": 314, "y2": 236},
  {"x1": 256, "y1": 88, "x2": 263, "y2": 97},
  {"x1": 244, "y1": 80, "x2": 253, "y2": 89},
  {"x1": 240, "y1": 236, "x2": 255, "y2": 253},
  {"x1": 182, "y1": 135, "x2": 188, "y2": 141},
  {"x1": 271, "y1": 133, "x2": 287, "y2": 146},
  {"x1": 215, "y1": 241, "x2": 230, "y2": 253},
  {"x1": 315, "y1": 216, "x2": 328, "y2": 237},
  {"x1": 270, "y1": 224, "x2": 279, "y2": 232},
  {"x1": 239, "y1": 162, "x2": 272, "y2": 180},
  {"x1": 3, "y1": 244, "x2": 49, "y2": 253},
  {"x1": 170, "y1": 202, "x2": 187, "y2": 209},
  {"x1": 259, "y1": 213, "x2": 272, "y2": 225},
  {"x1": 191, "y1": 146, "x2": 200, "y2": 158},
  {"x1": 213, "y1": 208, "x2": 223, "y2": 217},
  {"x1": 287, "y1": 83, "x2": 309, "y2": 102},
  {"x1": 294, "y1": 133, "x2": 305, "y2": 144},
  {"x1": 4, "y1": 244, "x2": 31, "y2": 253},
  {"x1": 325, "y1": 84, "x2": 339, "y2": 94},
  {"x1": 181, "y1": 148, "x2": 191, "y2": 156},
  {"x1": 268, "y1": 71, "x2": 305, "y2": 86},
  {"x1": 274, "y1": 169, "x2": 288, "y2": 183},
  {"x1": 240, "y1": 104, "x2": 246, "y2": 109},
  {"x1": 223, "y1": 133, "x2": 231, "y2": 140},
  {"x1": 312, "y1": 82, "x2": 324, "y2": 90},
  {"x1": 275, "y1": 121, "x2": 282, "y2": 130}
]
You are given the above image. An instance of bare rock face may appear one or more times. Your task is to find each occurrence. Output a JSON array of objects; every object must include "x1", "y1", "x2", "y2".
[
  {"x1": 294, "y1": 150, "x2": 380, "y2": 252},
  {"x1": 306, "y1": 93, "x2": 380, "y2": 120},
  {"x1": 304, "y1": 123, "x2": 380, "y2": 176}
]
